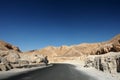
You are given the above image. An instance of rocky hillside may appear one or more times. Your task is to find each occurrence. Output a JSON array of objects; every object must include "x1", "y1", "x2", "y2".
[
  {"x1": 25, "y1": 34, "x2": 120, "y2": 62},
  {"x1": 0, "y1": 41, "x2": 47, "y2": 71}
]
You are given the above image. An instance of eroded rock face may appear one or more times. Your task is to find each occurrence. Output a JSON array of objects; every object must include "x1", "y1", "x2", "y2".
[
  {"x1": 0, "y1": 50, "x2": 21, "y2": 71},
  {"x1": 0, "y1": 40, "x2": 49, "y2": 71},
  {"x1": 84, "y1": 52, "x2": 120, "y2": 74},
  {"x1": 0, "y1": 41, "x2": 46, "y2": 70},
  {"x1": 0, "y1": 41, "x2": 23, "y2": 70},
  {"x1": 0, "y1": 50, "x2": 20, "y2": 62}
]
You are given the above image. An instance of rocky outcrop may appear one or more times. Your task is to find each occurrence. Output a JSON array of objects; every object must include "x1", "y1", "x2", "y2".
[
  {"x1": 0, "y1": 50, "x2": 20, "y2": 71},
  {"x1": 0, "y1": 41, "x2": 48, "y2": 71},
  {"x1": 19, "y1": 52, "x2": 46, "y2": 64},
  {"x1": 84, "y1": 52, "x2": 120, "y2": 74},
  {"x1": 0, "y1": 40, "x2": 21, "y2": 52}
]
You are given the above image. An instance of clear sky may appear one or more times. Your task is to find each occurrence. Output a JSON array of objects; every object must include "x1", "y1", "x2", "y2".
[{"x1": 0, "y1": 0, "x2": 120, "y2": 51}]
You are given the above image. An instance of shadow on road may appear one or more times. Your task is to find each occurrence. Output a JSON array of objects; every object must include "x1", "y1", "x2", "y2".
[{"x1": 3, "y1": 63, "x2": 97, "y2": 80}]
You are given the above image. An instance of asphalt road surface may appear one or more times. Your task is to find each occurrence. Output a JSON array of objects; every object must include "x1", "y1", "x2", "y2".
[{"x1": 4, "y1": 63, "x2": 96, "y2": 80}]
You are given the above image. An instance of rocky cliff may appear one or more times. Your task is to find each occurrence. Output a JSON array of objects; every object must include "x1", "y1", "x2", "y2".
[{"x1": 84, "y1": 52, "x2": 120, "y2": 74}]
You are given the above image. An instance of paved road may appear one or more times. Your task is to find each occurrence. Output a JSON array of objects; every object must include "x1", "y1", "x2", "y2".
[{"x1": 4, "y1": 63, "x2": 96, "y2": 80}]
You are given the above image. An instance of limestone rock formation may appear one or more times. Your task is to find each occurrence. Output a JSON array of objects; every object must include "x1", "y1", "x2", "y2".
[
  {"x1": 84, "y1": 52, "x2": 120, "y2": 73},
  {"x1": 0, "y1": 41, "x2": 21, "y2": 71},
  {"x1": 0, "y1": 56, "x2": 13, "y2": 71},
  {"x1": 0, "y1": 41, "x2": 21, "y2": 62},
  {"x1": 0, "y1": 41, "x2": 47, "y2": 71},
  {"x1": 19, "y1": 52, "x2": 45, "y2": 64},
  {"x1": 0, "y1": 50, "x2": 20, "y2": 70}
]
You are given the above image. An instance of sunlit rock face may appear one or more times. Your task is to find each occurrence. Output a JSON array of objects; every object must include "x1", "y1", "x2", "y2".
[
  {"x1": 0, "y1": 41, "x2": 21, "y2": 61},
  {"x1": 0, "y1": 41, "x2": 21, "y2": 71},
  {"x1": 84, "y1": 52, "x2": 120, "y2": 73},
  {"x1": 0, "y1": 41, "x2": 46, "y2": 71}
]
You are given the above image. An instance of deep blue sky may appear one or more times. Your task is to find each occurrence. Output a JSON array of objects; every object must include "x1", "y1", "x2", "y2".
[{"x1": 0, "y1": 0, "x2": 120, "y2": 51}]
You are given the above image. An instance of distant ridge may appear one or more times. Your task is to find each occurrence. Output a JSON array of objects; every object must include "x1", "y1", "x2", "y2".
[{"x1": 25, "y1": 34, "x2": 120, "y2": 57}]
